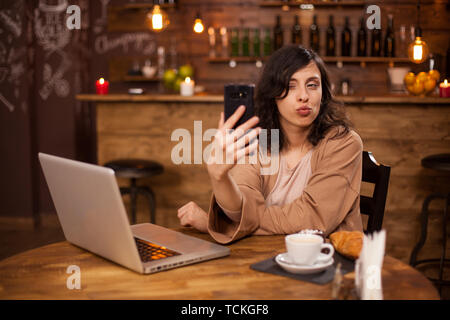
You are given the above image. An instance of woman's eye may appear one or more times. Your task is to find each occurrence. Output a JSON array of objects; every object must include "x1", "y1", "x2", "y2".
[
  {"x1": 307, "y1": 83, "x2": 319, "y2": 88},
  {"x1": 288, "y1": 83, "x2": 296, "y2": 88}
]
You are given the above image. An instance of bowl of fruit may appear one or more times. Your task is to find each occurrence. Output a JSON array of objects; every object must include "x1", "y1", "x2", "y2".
[{"x1": 404, "y1": 70, "x2": 440, "y2": 96}]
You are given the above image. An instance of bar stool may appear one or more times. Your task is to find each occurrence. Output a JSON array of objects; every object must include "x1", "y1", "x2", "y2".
[
  {"x1": 410, "y1": 153, "x2": 450, "y2": 295},
  {"x1": 104, "y1": 159, "x2": 164, "y2": 224}
]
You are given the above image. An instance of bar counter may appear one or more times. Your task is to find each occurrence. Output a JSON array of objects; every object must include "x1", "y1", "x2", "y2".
[
  {"x1": 77, "y1": 93, "x2": 450, "y2": 104},
  {"x1": 76, "y1": 93, "x2": 450, "y2": 264}
]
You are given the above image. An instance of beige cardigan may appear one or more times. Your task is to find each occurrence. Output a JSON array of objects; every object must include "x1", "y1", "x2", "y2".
[{"x1": 207, "y1": 126, "x2": 364, "y2": 244}]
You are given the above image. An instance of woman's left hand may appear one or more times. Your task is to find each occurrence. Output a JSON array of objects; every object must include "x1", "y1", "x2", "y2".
[{"x1": 177, "y1": 201, "x2": 209, "y2": 233}]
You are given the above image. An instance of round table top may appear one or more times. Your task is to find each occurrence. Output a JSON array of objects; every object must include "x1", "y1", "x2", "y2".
[{"x1": 0, "y1": 230, "x2": 440, "y2": 300}]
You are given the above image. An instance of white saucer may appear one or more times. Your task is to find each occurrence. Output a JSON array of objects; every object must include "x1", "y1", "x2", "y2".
[{"x1": 275, "y1": 253, "x2": 334, "y2": 275}]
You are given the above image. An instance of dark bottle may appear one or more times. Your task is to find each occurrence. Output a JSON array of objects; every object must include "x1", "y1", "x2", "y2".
[
  {"x1": 242, "y1": 28, "x2": 250, "y2": 56},
  {"x1": 292, "y1": 15, "x2": 302, "y2": 45},
  {"x1": 341, "y1": 16, "x2": 352, "y2": 56},
  {"x1": 273, "y1": 15, "x2": 284, "y2": 51},
  {"x1": 325, "y1": 15, "x2": 336, "y2": 56},
  {"x1": 231, "y1": 28, "x2": 239, "y2": 56},
  {"x1": 371, "y1": 28, "x2": 382, "y2": 56},
  {"x1": 309, "y1": 15, "x2": 320, "y2": 53},
  {"x1": 357, "y1": 16, "x2": 367, "y2": 56},
  {"x1": 384, "y1": 14, "x2": 395, "y2": 57},
  {"x1": 253, "y1": 28, "x2": 261, "y2": 57},
  {"x1": 263, "y1": 28, "x2": 272, "y2": 56}
]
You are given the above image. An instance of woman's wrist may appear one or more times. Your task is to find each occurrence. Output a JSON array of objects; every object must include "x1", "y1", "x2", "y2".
[{"x1": 207, "y1": 166, "x2": 229, "y2": 183}]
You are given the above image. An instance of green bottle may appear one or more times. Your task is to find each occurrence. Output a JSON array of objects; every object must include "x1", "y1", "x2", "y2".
[
  {"x1": 231, "y1": 28, "x2": 239, "y2": 57},
  {"x1": 263, "y1": 28, "x2": 272, "y2": 56},
  {"x1": 242, "y1": 28, "x2": 250, "y2": 56},
  {"x1": 253, "y1": 28, "x2": 261, "y2": 57}
]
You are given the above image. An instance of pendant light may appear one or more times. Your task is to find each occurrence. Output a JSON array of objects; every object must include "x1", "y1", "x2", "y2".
[
  {"x1": 407, "y1": 0, "x2": 429, "y2": 64},
  {"x1": 147, "y1": 0, "x2": 169, "y2": 32},
  {"x1": 193, "y1": 12, "x2": 204, "y2": 33}
]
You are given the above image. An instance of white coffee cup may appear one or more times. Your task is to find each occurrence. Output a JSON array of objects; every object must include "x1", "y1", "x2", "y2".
[{"x1": 285, "y1": 233, "x2": 334, "y2": 266}]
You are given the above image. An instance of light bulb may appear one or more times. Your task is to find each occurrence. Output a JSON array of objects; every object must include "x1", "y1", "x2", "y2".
[
  {"x1": 147, "y1": 5, "x2": 169, "y2": 32},
  {"x1": 407, "y1": 28, "x2": 429, "y2": 64},
  {"x1": 193, "y1": 15, "x2": 204, "y2": 33}
]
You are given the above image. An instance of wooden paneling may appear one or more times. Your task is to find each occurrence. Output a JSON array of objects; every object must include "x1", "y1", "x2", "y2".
[
  {"x1": 96, "y1": 100, "x2": 450, "y2": 264},
  {"x1": 104, "y1": 0, "x2": 450, "y2": 95}
]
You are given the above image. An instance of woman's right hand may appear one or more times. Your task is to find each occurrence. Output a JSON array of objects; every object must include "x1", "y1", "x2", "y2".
[{"x1": 205, "y1": 105, "x2": 261, "y2": 181}]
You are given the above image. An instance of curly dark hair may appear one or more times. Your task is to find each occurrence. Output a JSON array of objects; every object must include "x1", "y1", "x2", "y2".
[{"x1": 255, "y1": 45, "x2": 352, "y2": 151}]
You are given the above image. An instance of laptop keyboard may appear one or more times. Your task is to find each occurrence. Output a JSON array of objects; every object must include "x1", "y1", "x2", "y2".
[{"x1": 134, "y1": 237, "x2": 181, "y2": 263}]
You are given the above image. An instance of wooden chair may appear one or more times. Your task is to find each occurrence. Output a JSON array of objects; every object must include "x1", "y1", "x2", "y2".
[{"x1": 360, "y1": 151, "x2": 391, "y2": 233}]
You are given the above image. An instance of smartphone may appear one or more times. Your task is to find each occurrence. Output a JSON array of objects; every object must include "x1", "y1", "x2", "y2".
[{"x1": 224, "y1": 84, "x2": 256, "y2": 129}]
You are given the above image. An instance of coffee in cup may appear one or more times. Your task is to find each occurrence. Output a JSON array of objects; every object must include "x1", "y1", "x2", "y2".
[{"x1": 285, "y1": 233, "x2": 334, "y2": 266}]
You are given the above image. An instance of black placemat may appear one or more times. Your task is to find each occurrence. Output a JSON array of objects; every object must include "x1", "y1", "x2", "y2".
[{"x1": 250, "y1": 252, "x2": 355, "y2": 285}]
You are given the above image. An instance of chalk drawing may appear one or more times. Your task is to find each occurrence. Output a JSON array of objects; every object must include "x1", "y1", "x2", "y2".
[
  {"x1": 39, "y1": 50, "x2": 71, "y2": 100},
  {"x1": 0, "y1": 11, "x2": 22, "y2": 38},
  {"x1": 34, "y1": 0, "x2": 74, "y2": 101},
  {"x1": 0, "y1": 94, "x2": 15, "y2": 112},
  {"x1": 0, "y1": 2, "x2": 24, "y2": 112},
  {"x1": 94, "y1": 33, "x2": 156, "y2": 55},
  {"x1": 93, "y1": 0, "x2": 110, "y2": 34},
  {"x1": 34, "y1": 0, "x2": 71, "y2": 53}
]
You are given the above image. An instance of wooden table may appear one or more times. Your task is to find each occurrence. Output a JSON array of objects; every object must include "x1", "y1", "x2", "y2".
[{"x1": 0, "y1": 229, "x2": 440, "y2": 300}]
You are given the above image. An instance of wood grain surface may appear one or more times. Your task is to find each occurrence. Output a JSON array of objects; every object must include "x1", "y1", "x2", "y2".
[
  {"x1": 88, "y1": 99, "x2": 450, "y2": 266},
  {"x1": 0, "y1": 229, "x2": 440, "y2": 300}
]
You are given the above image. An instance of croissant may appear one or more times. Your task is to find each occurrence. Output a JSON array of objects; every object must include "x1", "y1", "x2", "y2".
[{"x1": 329, "y1": 231, "x2": 364, "y2": 260}]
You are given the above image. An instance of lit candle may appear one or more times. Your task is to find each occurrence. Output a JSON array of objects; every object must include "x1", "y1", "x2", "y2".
[
  {"x1": 180, "y1": 77, "x2": 195, "y2": 96},
  {"x1": 96, "y1": 78, "x2": 109, "y2": 95},
  {"x1": 439, "y1": 79, "x2": 450, "y2": 98}
]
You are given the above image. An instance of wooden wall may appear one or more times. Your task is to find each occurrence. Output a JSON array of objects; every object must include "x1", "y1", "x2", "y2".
[
  {"x1": 95, "y1": 100, "x2": 450, "y2": 263},
  {"x1": 101, "y1": 0, "x2": 450, "y2": 95}
]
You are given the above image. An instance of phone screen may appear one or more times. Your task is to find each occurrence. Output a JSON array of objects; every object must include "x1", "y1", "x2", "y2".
[{"x1": 224, "y1": 84, "x2": 255, "y2": 129}]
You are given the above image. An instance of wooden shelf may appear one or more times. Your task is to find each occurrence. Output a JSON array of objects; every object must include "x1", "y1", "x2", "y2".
[
  {"x1": 122, "y1": 3, "x2": 176, "y2": 10},
  {"x1": 208, "y1": 56, "x2": 412, "y2": 65},
  {"x1": 123, "y1": 75, "x2": 162, "y2": 82},
  {"x1": 322, "y1": 57, "x2": 411, "y2": 63},
  {"x1": 208, "y1": 57, "x2": 266, "y2": 63},
  {"x1": 260, "y1": 1, "x2": 366, "y2": 8}
]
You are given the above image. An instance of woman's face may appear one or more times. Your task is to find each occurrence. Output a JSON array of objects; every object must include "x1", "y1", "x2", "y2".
[{"x1": 275, "y1": 61, "x2": 322, "y2": 131}]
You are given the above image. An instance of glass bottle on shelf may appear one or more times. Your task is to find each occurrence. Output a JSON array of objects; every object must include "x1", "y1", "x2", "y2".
[
  {"x1": 371, "y1": 28, "x2": 382, "y2": 57},
  {"x1": 263, "y1": 27, "x2": 272, "y2": 56},
  {"x1": 384, "y1": 14, "x2": 395, "y2": 57},
  {"x1": 220, "y1": 27, "x2": 228, "y2": 58},
  {"x1": 309, "y1": 15, "x2": 320, "y2": 53},
  {"x1": 357, "y1": 16, "x2": 367, "y2": 57},
  {"x1": 253, "y1": 28, "x2": 261, "y2": 57},
  {"x1": 341, "y1": 16, "x2": 352, "y2": 56},
  {"x1": 242, "y1": 28, "x2": 250, "y2": 56},
  {"x1": 273, "y1": 15, "x2": 284, "y2": 51},
  {"x1": 399, "y1": 24, "x2": 407, "y2": 58},
  {"x1": 208, "y1": 27, "x2": 216, "y2": 58},
  {"x1": 326, "y1": 15, "x2": 336, "y2": 56},
  {"x1": 157, "y1": 46, "x2": 165, "y2": 78},
  {"x1": 169, "y1": 37, "x2": 177, "y2": 69},
  {"x1": 231, "y1": 28, "x2": 239, "y2": 57},
  {"x1": 292, "y1": 15, "x2": 302, "y2": 45}
]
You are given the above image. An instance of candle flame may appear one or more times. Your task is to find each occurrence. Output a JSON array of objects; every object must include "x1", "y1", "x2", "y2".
[
  {"x1": 185, "y1": 77, "x2": 191, "y2": 83},
  {"x1": 445, "y1": 79, "x2": 448, "y2": 86},
  {"x1": 99, "y1": 78, "x2": 105, "y2": 84}
]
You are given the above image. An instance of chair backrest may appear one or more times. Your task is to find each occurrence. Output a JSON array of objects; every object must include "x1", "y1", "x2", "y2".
[{"x1": 360, "y1": 151, "x2": 391, "y2": 233}]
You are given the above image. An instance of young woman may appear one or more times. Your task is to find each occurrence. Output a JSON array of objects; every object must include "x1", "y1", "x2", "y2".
[{"x1": 178, "y1": 45, "x2": 363, "y2": 244}]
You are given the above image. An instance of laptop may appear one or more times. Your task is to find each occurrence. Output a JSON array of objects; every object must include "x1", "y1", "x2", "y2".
[{"x1": 38, "y1": 153, "x2": 230, "y2": 274}]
